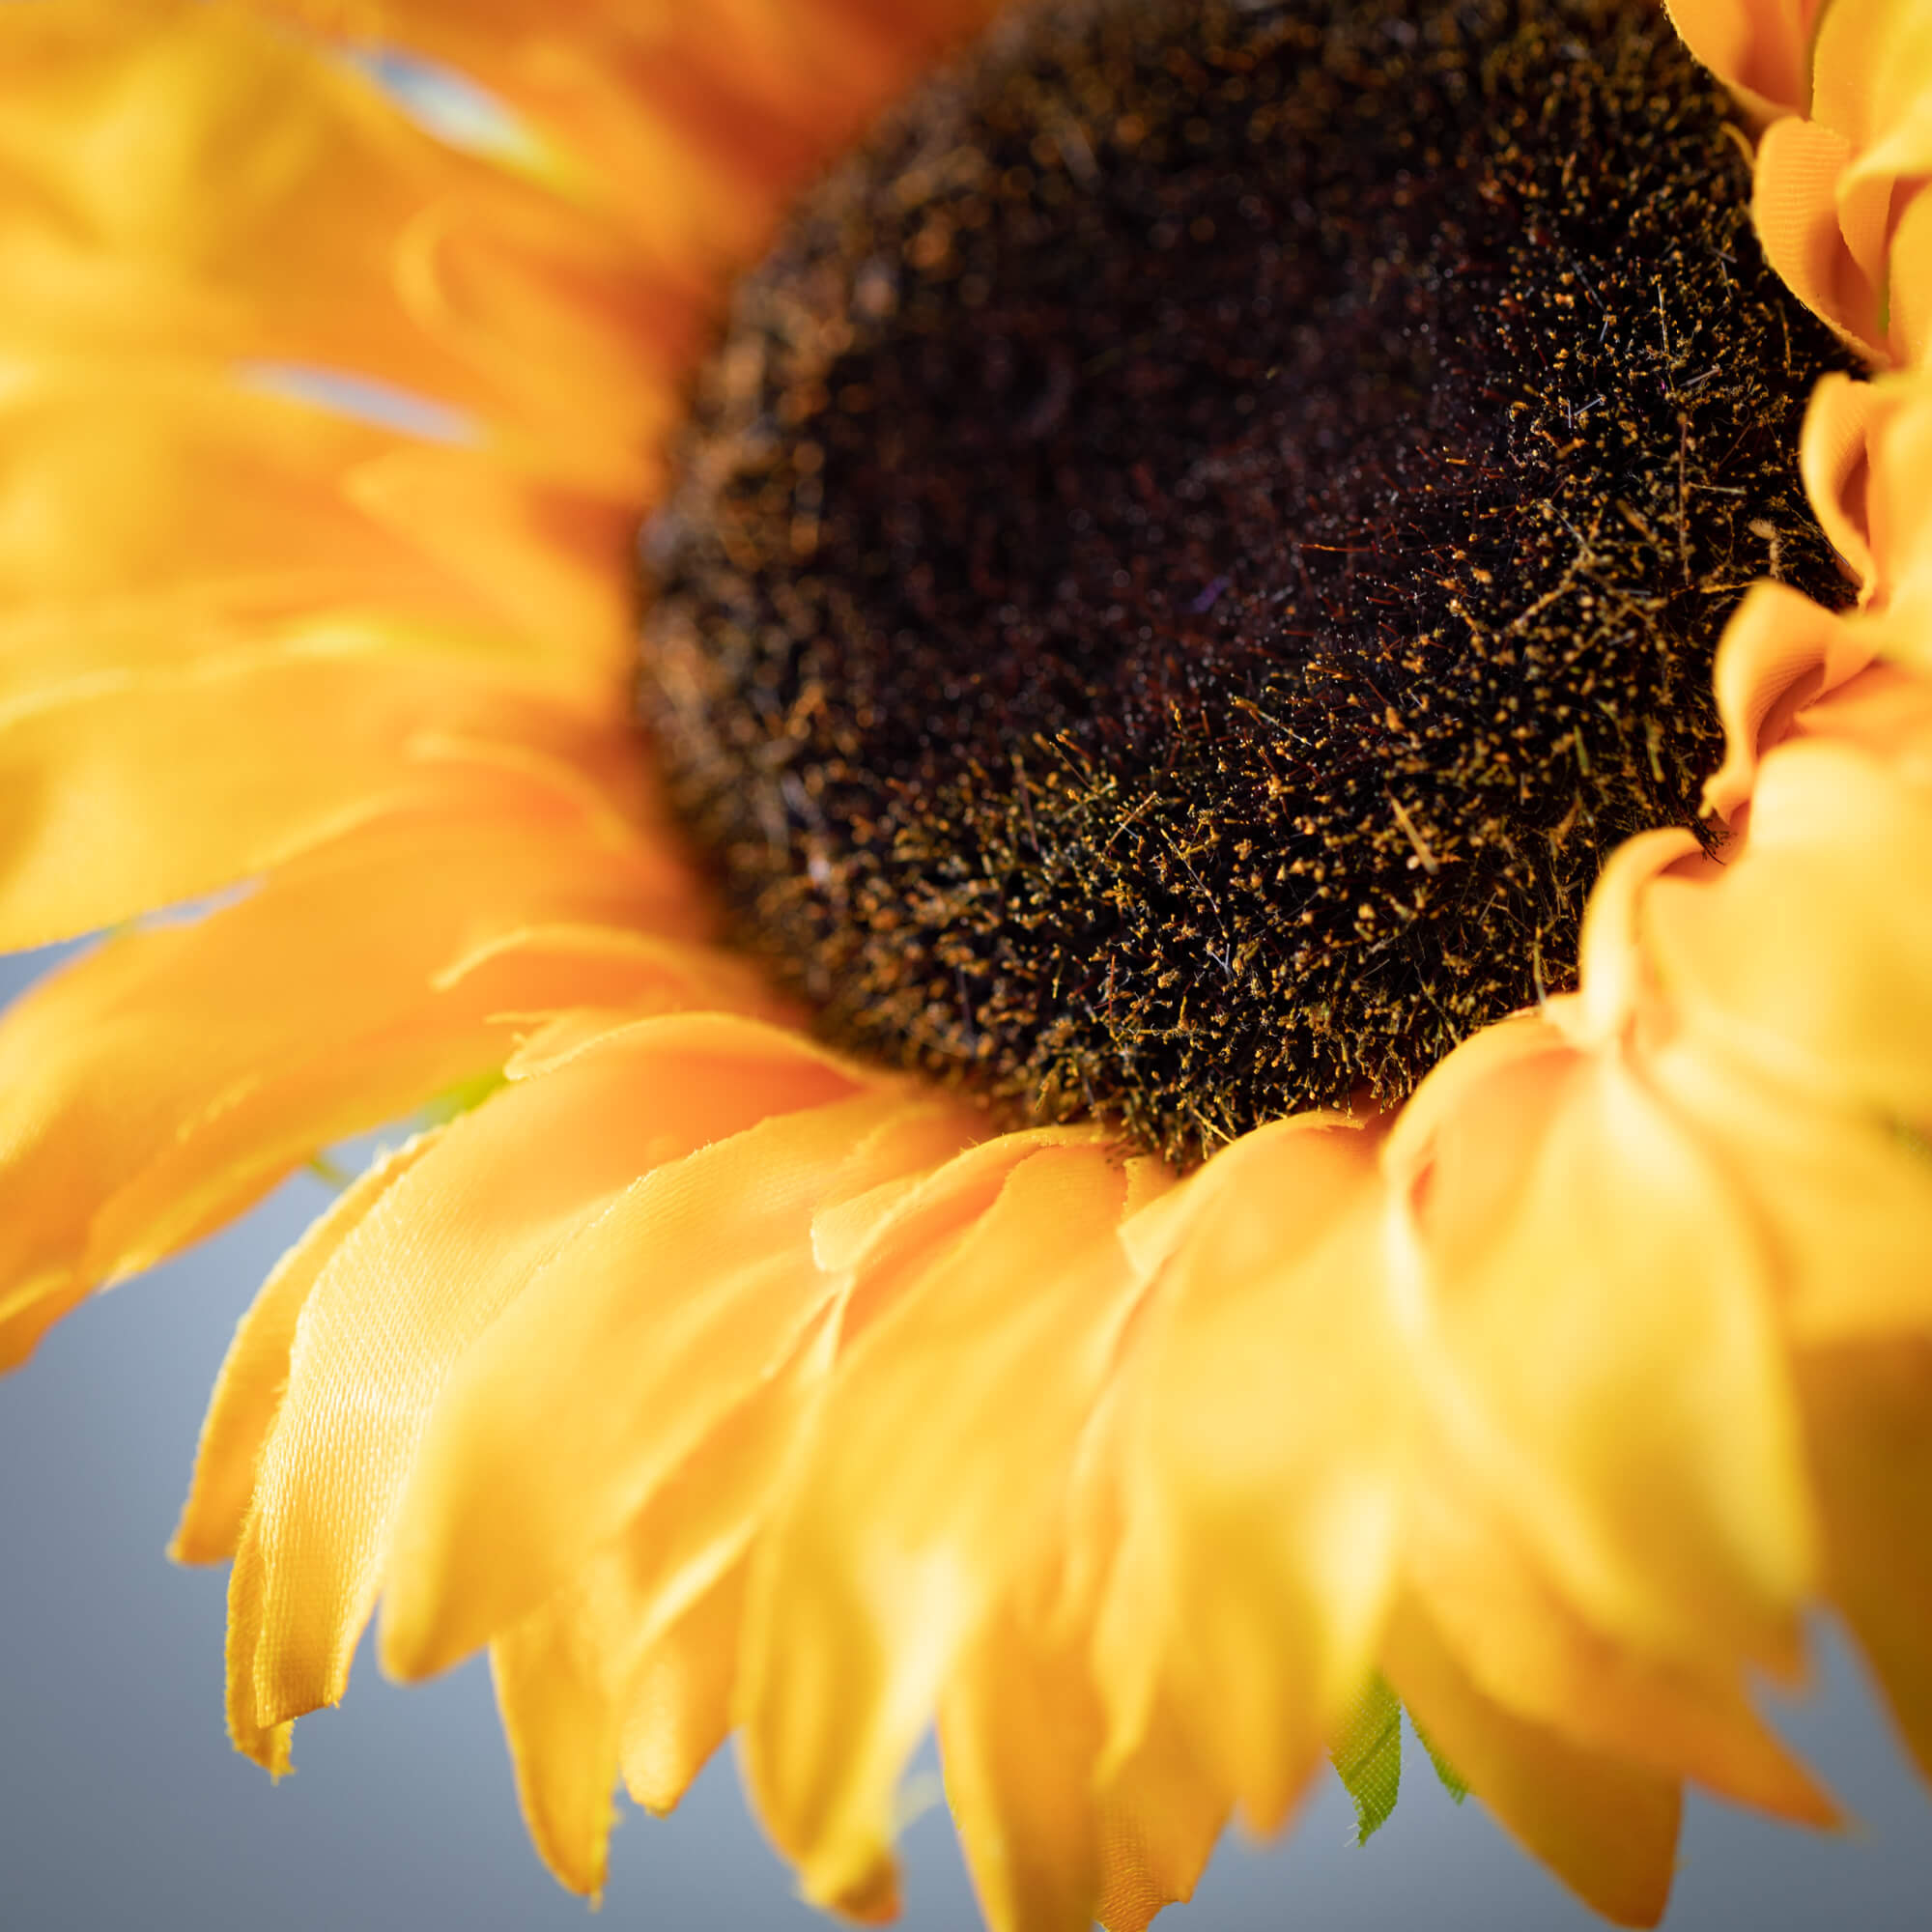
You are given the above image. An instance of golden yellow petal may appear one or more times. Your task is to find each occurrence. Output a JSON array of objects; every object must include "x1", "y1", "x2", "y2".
[
  {"x1": 1701, "y1": 582, "x2": 1877, "y2": 824},
  {"x1": 1404, "y1": 1427, "x2": 1835, "y2": 1823},
  {"x1": 1753, "y1": 116, "x2": 1883, "y2": 356},
  {"x1": 226, "y1": 1013, "x2": 861, "y2": 1749},
  {"x1": 619, "y1": 1562, "x2": 745, "y2": 1816},
  {"x1": 1090, "y1": 1690, "x2": 1228, "y2": 1932},
  {"x1": 0, "y1": 638, "x2": 644, "y2": 950},
  {"x1": 1847, "y1": 369, "x2": 1932, "y2": 662},
  {"x1": 248, "y1": 0, "x2": 1001, "y2": 277},
  {"x1": 1808, "y1": 0, "x2": 1932, "y2": 314},
  {"x1": 1648, "y1": 695, "x2": 1932, "y2": 1123},
  {"x1": 1798, "y1": 371, "x2": 1881, "y2": 598},
  {"x1": 940, "y1": 1604, "x2": 1105, "y2": 1932},
  {"x1": 1391, "y1": 1029, "x2": 1813, "y2": 1677},
  {"x1": 377, "y1": 1090, "x2": 968, "y2": 1682},
  {"x1": 0, "y1": 0, "x2": 683, "y2": 465},
  {"x1": 1797, "y1": 1339, "x2": 1932, "y2": 1778},
  {"x1": 0, "y1": 797, "x2": 703, "y2": 1350},
  {"x1": 490, "y1": 1587, "x2": 626, "y2": 1898},
  {"x1": 1890, "y1": 178, "x2": 1932, "y2": 363},
  {"x1": 1662, "y1": 0, "x2": 1824, "y2": 118},
  {"x1": 171, "y1": 1129, "x2": 447, "y2": 1566},
  {"x1": 741, "y1": 1141, "x2": 1137, "y2": 1914},
  {"x1": 1100, "y1": 1119, "x2": 1406, "y2": 1833},
  {"x1": 1644, "y1": 1037, "x2": 1932, "y2": 1347},
  {"x1": 1384, "y1": 1596, "x2": 1683, "y2": 1928}
]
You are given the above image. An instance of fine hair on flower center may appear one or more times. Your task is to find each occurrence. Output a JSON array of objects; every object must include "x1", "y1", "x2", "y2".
[{"x1": 640, "y1": 0, "x2": 1851, "y2": 1165}]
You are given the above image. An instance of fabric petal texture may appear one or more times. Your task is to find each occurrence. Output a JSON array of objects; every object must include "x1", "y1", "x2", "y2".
[{"x1": 4, "y1": 0, "x2": 1932, "y2": 1927}]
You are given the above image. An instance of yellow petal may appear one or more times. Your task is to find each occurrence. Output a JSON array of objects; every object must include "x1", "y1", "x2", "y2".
[
  {"x1": 254, "y1": 0, "x2": 1001, "y2": 274},
  {"x1": 171, "y1": 1129, "x2": 447, "y2": 1566},
  {"x1": 1091, "y1": 1690, "x2": 1227, "y2": 1932},
  {"x1": 1701, "y1": 582, "x2": 1877, "y2": 825},
  {"x1": 0, "y1": 795, "x2": 703, "y2": 1351},
  {"x1": 1754, "y1": 117, "x2": 1883, "y2": 355},
  {"x1": 1383, "y1": 1596, "x2": 1683, "y2": 1928},
  {"x1": 1662, "y1": 0, "x2": 1825, "y2": 118},
  {"x1": 1404, "y1": 1429, "x2": 1834, "y2": 1823},
  {"x1": 490, "y1": 1586, "x2": 626, "y2": 1898},
  {"x1": 1645, "y1": 1037, "x2": 1932, "y2": 1347},
  {"x1": 226, "y1": 1013, "x2": 860, "y2": 1750},
  {"x1": 0, "y1": 636, "x2": 643, "y2": 950},
  {"x1": 619, "y1": 1562, "x2": 746, "y2": 1816},
  {"x1": 1797, "y1": 1339, "x2": 1932, "y2": 1777},
  {"x1": 1100, "y1": 1118, "x2": 1407, "y2": 1832},
  {"x1": 1808, "y1": 0, "x2": 1932, "y2": 335},
  {"x1": 0, "y1": 0, "x2": 677, "y2": 467},
  {"x1": 940, "y1": 1604, "x2": 1105, "y2": 1932},
  {"x1": 377, "y1": 1090, "x2": 967, "y2": 1681},
  {"x1": 1798, "y1": 371, "x2": 1880, "y2": 599},
  {"x1": 1392, "y1": 1029, "x2": 1813, "y2": 1676},
  {"x1": 741, "y1": 1141, "x2": 1138, "y2": 1913},
  {"x1": 1649, "y1": 704, "x2": 1932, "y2": 1124}
]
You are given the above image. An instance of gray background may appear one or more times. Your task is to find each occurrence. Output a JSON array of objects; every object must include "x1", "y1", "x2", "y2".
[{"x1": 1, "y1": 943, "x2": 1927, "y2": 1931}]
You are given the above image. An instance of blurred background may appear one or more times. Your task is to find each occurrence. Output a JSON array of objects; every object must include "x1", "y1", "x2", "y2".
[{"x1": 1, "y1": 940, "x2": 1926, "y2": 1932}]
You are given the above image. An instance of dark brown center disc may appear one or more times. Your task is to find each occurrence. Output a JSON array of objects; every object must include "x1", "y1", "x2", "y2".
[{"x1": 641, "y1": 0, "x2": 1851, "y2": 1164}]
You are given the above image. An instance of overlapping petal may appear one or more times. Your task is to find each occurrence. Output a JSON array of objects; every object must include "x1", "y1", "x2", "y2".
[{"x1": 1751, "y1": 0, "x2": 1932, "y2": 363}]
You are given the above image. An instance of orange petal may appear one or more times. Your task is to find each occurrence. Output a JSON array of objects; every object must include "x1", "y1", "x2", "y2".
[
  {"x1": 741, "y1": 1142, "x2": 1138, "y2": 1913},
  {"x1": 377, "y1": 1090, "x2": 966, "y2": 1681},
  {"x1": 1100, "y1": 1119, "x2": 1407, "y2": 1832},
  {"x1": 1383, "y1": 1596, "x2": 1683, "y2": 1928},
  {"x1": 225, "y1": 1014, "x2": 860, "y2": 1752},
  {"x1": 1394, "y1": 1033, "x2": 1813, "y2": 1677},
  {"x1": 1797, "y1": 1339, "x2": 1932, "y2": 1778}
]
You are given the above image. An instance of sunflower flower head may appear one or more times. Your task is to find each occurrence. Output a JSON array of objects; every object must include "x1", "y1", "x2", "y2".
[{"x1": 3, "y1": 1, "x2": 1931, "y2": 1928}]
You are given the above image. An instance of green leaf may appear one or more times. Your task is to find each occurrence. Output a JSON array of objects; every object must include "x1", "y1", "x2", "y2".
[
  {"x1": 1330, "y1": 1674, "x2": 1404, "y2": 1844},
  {"x1": 1410, "y1": 1710, "x2": 1470, "y2": 1805}
]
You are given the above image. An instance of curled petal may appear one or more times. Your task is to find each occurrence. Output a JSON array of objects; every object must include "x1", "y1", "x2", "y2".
[
  {"x1": 1701, "y1": 582, "x2": 1877, "y2": 824},
  {"x1": 1651, "y1": 696, "x2": 1932, "y2": 1124},
  {"x1": 1662, "y1": 0, "x2": 1825, "y2": 119},
  {"x1": 1404, "y1": 1429, "x2": 1834, "y2": 1822}
]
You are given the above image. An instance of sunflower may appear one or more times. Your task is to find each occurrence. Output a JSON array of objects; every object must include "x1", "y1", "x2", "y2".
[{"x1": 3, "y1": 0, "x2": 1930, "y2": 1927}]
